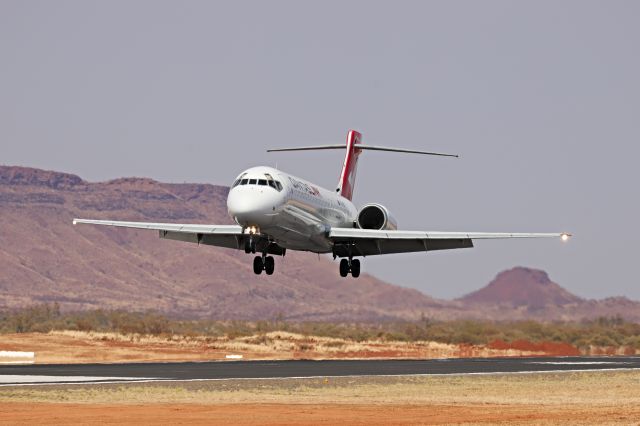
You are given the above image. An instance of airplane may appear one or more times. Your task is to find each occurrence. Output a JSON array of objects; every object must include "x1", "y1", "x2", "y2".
[{"x1": 73, "y1": 130, "x2": 570, "y2": 278}]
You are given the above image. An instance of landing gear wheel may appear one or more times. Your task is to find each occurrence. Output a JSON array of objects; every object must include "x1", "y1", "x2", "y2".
[
  {"x1": 339, "y1": 259, "x2": 349, "y2": 277},
  {"x1": 350, "y1": 259, "x2": 360, "y2": 278},
  {"x1": 253, "y1": 256, "x2": 263, "y2": 275},
  {"x1": 264, "y1": 256, "x2": 275, "y2": 275}
]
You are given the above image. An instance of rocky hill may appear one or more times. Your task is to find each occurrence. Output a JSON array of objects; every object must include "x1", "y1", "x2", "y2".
[
  {"x1": 459, "y1": 267, "x2": 583, "y2": 308},
  {"x1": 1, "y1": 165, "x2": 639, "y2": 322},
  {"x1": 457, "y1": 267, "x2": 640, "y2": 321}
]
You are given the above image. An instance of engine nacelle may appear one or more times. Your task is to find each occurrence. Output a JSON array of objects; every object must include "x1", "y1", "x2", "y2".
[{"x1": 356, "y1": 203, "x2": 398, "y2": 230}]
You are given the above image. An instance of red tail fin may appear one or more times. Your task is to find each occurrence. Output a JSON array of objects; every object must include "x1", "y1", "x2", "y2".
[{"x1": 337, "y1": 130, "x2": 362, "y2": 200}]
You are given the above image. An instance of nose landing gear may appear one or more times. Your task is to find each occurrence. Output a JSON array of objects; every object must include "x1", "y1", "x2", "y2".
[
  {"x1": 246, "y1": 232, "x2": 277, "y2": 275},
  {"x1": 339, "y1": 258, "x2": 360, "y2": 278},
  {"x1": 244, "y1": 238, "x2": 256, "y2": 254},
  {"x1": 243, "y1": 227, "x2": 260, "y2": 254}
]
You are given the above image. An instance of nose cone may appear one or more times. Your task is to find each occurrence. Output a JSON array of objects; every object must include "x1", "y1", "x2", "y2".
[
  {"x1": 226, "y1": 188, "x2": 252, "y2": 217},
  {"x1": 227, "y1": 186, "x2": 282, "y2": 227}
]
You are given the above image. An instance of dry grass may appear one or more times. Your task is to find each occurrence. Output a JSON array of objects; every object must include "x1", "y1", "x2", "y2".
[
  {"x1": 2, "y1": 372, "x2": 640, "y2": 424},
  {"x1": 0, "y1": 331, "x2": 548, "y2": 364},
  {"x1": 1, "y1": 370, "x2": 639, "y2": 406}
]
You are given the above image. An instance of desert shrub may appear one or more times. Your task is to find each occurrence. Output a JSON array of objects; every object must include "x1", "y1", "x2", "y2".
[
  {"x1": 296, "y1": 343, "x2": 313, "y2": 351},
  {"x1": 622, "y1": 335, "x2": 640, "y2": 349},
  {"x1": 1, "y1": 306, "x2": 638, "y2": 350},
  {"x1": 223, "y1": 321, "x2": 254, "y2": 339},
  {"x1": 589, "y1": 334, "x2": 618, "y2": 347},
  {"x1": 244, "y1": 334, "x2": 271, "y2": 345}
]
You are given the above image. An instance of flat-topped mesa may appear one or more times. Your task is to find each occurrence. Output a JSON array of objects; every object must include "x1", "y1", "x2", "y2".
[
  {"x1": 0, "y1": 165, "x2": 85, "y2": 189},
  {"x1": 105, "y1": 177, "x2": 160, "y2": 187},
  {"x1": 496, "y1": 266, "x2": 553, "y2": 286}
]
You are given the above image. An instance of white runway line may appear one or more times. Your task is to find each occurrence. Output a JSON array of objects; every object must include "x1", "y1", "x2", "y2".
[
  {"x1": 528, "y1": 361, "x2": 633, "y2": 365},
  {"x1": 0, "y1": 375, "x2": 158, "y2": 384}
]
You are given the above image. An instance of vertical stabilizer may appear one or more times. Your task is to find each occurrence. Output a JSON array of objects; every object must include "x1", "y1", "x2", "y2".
[{"x1": 337, "y1": 130, "x2": 363, "y2": 200}]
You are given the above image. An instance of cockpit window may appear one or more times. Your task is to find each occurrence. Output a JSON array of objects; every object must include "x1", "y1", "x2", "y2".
[
  {"x1": 264, "y1": 173, "x2": 283, "y2": 192},
  {"x1": 235, "y1": 175, "x2": 282, "y2": 190},
  {"x1": 232, "y1": 173, "x2": 248, "y2": 187}
]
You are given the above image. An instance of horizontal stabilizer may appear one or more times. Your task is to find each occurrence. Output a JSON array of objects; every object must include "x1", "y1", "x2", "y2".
[
  {"x1": 356, "y1": 145, "x2": 458, "y2": 157},
  {"x1": 268, "y1": 144, "x2": 458, "y2": 158},
  {"x1": 267, "y1": 144, "x2": 345, "y2": 152}
]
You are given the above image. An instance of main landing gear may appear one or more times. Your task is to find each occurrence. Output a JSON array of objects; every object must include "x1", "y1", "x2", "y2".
[
  {"x1": 253, "y1": 253, "x2": 275, "y2": 275},
  {"x1": 339, "y1": 258, "x2": 360, "y2": 278}
]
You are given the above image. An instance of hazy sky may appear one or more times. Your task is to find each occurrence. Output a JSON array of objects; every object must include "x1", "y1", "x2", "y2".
[{"x1": 2, "y1": 1, "x2": 639, "y2": 300}]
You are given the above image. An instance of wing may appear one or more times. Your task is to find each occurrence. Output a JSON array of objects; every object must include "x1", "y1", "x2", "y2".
[
  {"x1": 328, "y1": 228, "x2": 570, "y2": 257},
  {"x1": 73, "y1": 218, "x2": 255, "y2": 252}
]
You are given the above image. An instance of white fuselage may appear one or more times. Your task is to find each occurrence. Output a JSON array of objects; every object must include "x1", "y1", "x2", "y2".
[{"x1": 226, "y1": 166, "x2": 358, "y2": 252}]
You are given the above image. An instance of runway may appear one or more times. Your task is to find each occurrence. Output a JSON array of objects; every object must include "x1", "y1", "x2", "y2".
[{"x1": 1, "y1": 357, "x2": 639, "y2": 386}]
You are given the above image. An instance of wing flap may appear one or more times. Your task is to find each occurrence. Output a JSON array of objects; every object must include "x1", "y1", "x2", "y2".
[
  {"x1": 329, "y1": 228, "x2": 567, "y2": 257},
  {"x1": 159, "y1": 230, "x2": 243, "y2": 250},
  {"x1": 332, "y1": 237, "x2": 473, "y2": 257}
]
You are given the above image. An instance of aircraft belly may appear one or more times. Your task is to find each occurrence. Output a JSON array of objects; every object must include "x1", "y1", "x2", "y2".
[
  {"x1": 263, "y1": 207, "x2": 332, "y2": 253},
  {"x1": 258, "y1": 186, "x2": 355, "y2": 253},
  {"x1": 263, "y1": 226, "x2": 330, "y2": 252}
]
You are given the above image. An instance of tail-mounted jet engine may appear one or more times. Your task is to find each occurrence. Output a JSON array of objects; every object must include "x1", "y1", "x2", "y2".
[{"x1": 356, "y1": 203, "x2": 398, "y2": 231}]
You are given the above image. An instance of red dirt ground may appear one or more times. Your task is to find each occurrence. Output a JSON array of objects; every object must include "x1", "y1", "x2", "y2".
[
  {"x1": 3, "y1": 402, "x2": 639, "y2": 425},
  {"x1": 488, "y1": 339, "x2": 581, "y2": 356}
]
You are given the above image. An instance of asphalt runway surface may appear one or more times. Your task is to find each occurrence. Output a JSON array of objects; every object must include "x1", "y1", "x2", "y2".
[{"x1": 1, "y1": 357, "x2": 639, "y2": 386}]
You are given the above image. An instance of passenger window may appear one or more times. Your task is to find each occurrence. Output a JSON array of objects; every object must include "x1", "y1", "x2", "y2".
[
  {"x1": 241, "y1": 179, "x2": 248, "y2": 185},
  {"x1": 249, "y1": 179, "x2": 257, "y2": 185},
  {"x1": 258, "y1": 179, "x2": 267, "y2": 186}
]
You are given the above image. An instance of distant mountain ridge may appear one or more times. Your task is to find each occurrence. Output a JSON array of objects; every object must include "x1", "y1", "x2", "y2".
[
  {"x1": 0, "y1": 165, "x2": 85, "y2": 188},
  {"x1": 1, "y1": 165, "x2": 639, "y2": 322},
  {"x1": 0, "y1": 165, "x2": 447, "y2": 320}
]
